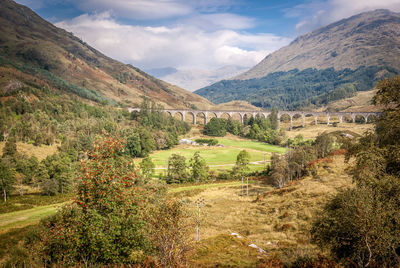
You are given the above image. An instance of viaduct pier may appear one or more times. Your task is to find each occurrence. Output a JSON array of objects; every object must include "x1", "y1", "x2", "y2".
[{"x1": 128, "y1": 108, "x2": 380, "y2": 131}]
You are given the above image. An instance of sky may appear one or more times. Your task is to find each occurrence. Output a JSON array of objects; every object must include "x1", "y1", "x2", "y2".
[{"x1": 15, "y1": 0, "x2": 400, "y2": 71}]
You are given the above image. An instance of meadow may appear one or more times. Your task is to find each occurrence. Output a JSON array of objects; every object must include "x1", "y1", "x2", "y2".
[{"x1": 144, "y1": 136, "x2": 287, "y2": 176}]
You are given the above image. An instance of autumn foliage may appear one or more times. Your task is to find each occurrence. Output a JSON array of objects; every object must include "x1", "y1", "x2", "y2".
[{"x1": 30, "y1": 136, "x2": 167, "y2": 265}]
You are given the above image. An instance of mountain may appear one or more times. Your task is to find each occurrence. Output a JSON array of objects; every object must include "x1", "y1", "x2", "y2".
[
  {"x1": 195, "y1": 10, "x2": 400, "y2": 110},
  {"x1": 236, "y1": 9, "x2": 400, "y2": 80},
  {"x1": 148, "y1": 65, "x2": 249, "y2": 92},
  {"x1": 0, "y1": 0, "x2": 213, "y2": 109}
]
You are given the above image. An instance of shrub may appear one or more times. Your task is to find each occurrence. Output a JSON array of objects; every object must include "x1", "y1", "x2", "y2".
[
  {"x1": 195, "y1": 138, "x2": 218, "y2": 146},
  {"x1": 40, "y1": 179, "x2": 58, "y2": 196}
]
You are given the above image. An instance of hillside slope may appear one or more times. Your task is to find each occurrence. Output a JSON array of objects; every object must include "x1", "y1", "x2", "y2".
[
  {"x1": 0, "y1": 0, "x2": 212, "y2": 109},
  {"x1": 236, "y1": 9, "x2": 400, "y2": 80},
  {"x1": 195, "y1": 66, "x2": 397, "y2": 110},
  {"x1": 314, "y1": 89, "x2": 383, "y2": 112}
]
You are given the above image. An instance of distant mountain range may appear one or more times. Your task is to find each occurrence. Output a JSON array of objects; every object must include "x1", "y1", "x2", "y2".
[
  {"x1": 0, "y1": 0, "x2": 212, "y2": 109},
  {"x1": 146, "y1": 65, "x2": 249, "y2": 92},
  {"x1": 196, "y1": 9, "x2": 400, "y2": 110}
]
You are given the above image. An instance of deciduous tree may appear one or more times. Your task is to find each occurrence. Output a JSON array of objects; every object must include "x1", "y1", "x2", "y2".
[
  {"x1": 167, "y1": 154, "x2": 188, "y2": 184},
  {"x1": 0, "y1": 158, "x2": 15, "y2": 202},
  {"x1": 232, "y1": 150, "x2": 250, "y2": 177},
  {"x1": 189, "y1": 152, "x2": 208, "y2": 182}
]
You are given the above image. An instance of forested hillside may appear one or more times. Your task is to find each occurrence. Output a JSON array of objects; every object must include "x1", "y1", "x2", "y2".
[{"x1": 196, "y1": 66, "x2": 398, "y2": 110}]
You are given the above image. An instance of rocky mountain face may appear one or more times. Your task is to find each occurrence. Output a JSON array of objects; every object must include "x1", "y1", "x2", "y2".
[
  {"x1": 235, "y1": 9, "x2": 400, "y2": 80},
  {"x1": 196, "y1": 10, "x2": 400, "y2": 110},
  {"x1": 0, "y1": 0, "x2": 213, "y2": 109}
]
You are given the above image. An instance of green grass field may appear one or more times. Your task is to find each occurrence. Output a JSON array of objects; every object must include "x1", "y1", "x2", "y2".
[
  {"x1": 143, "y1": 136, "x2": 286, "y2": 176},
  {"x1": 0, "y1": 203, "x2": 66, "y2": 232},
  {"x1": 217, "y1": 138, "x2": 287, "y2": 153}
]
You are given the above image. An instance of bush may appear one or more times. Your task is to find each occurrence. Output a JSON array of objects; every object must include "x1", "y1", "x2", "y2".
[
  {"x1": 40, "y1": 179, "x2": 58, "y2": 196},
  {"x1": 216, "y1": 171, "x2": 231, "y2": 180},
  {"x1": 195, "y1": 138, "x2": 218, "y2": 146}
]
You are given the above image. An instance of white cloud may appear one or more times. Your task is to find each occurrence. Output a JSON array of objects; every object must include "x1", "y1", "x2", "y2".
[
  {"x1": 55, "y1": 13, "x2": 291, "y2": 70},
  {"x1": 182, "y1": 13, "x2": 255, "y2": 30},
  {"x1": 288, "y1": 0, "x2": 400, "y2": 32},
  {"x1": 70, "y1": 0, "x2": 234, "y2": 20}
]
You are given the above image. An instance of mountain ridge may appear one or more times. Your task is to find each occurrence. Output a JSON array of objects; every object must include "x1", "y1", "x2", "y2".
[
  {"x1": 0, "y1": 0, "x2": 213, "y2": 109},
  {"x1": 234, "y1": 9, "x2": 400, "y2": 80}
]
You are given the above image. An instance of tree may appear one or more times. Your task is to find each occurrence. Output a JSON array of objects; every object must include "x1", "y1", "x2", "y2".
[
  {"x1": 167, "y1": 154, "x2": 188, "y2": 184},
  {"x1": 34, "y1": 163, "x2": 50, "y2": 186},
  {"x1": 232, "y1": 150, "x2": 250, "y2": 177},
  {"x1": 32, "y1": 136, "x2": 152, "y2": 265},
  {"x1": 203, "y1": 118, "x2": 227, "y2": 137},
  {"x1": 189, "y1": 152, "x2": 208, "y2": 182},
  {"x1": 0, "y1": 158, "x2": 15, "y2": 202},
  {"x1": 40, "y1": 178, "x2": 59, "y2": 196},
  {"x1": 268, "y1": 109, "x2": 279, "y2": 130},
  {"x1": 140, "y1": 156, "x2": 155, "y2": 180},
  {"x1": 269, "y1": 153, "x2": 289, "y2": 188},
  {"x1": 314, "y1": 132, "x2": 334, "y2": 158},
  {"x1": 2, "y1": 137, "x2": 17, "y2": 158},
  {"x1": 125, "y1": 133, "x2": 142, "y2": 157},
  {"x1": 312, "y1": 75, "x2": 400, "y2": 266},
  {"x1": 248, "y1": 123, "x2": 261, "y2": 139},
  {"x1": 138, "y1": 128, "x2": 156, "y2": 156},
  {"x1": 42, "y1": 153, "x2": 74, "y2": 195},
  {"x1": 312, "y1": 176, "x2": 400, "y2": 266},
  {"x1": 147, "y1": 199, "x2": 194, "y2": 266},
  {"x1": 226, "y1": 118, "x2": 242, "y2": 135}
]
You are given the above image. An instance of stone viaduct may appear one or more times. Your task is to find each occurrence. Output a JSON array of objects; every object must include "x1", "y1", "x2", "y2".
[{"x1": 128, "y1": 108, "x2": 380, "y2": 131}]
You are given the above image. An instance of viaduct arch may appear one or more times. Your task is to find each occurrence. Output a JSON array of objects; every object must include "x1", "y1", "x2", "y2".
[{"x1": 128, "y1": 108, "x2": 380, "y2": 131}]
